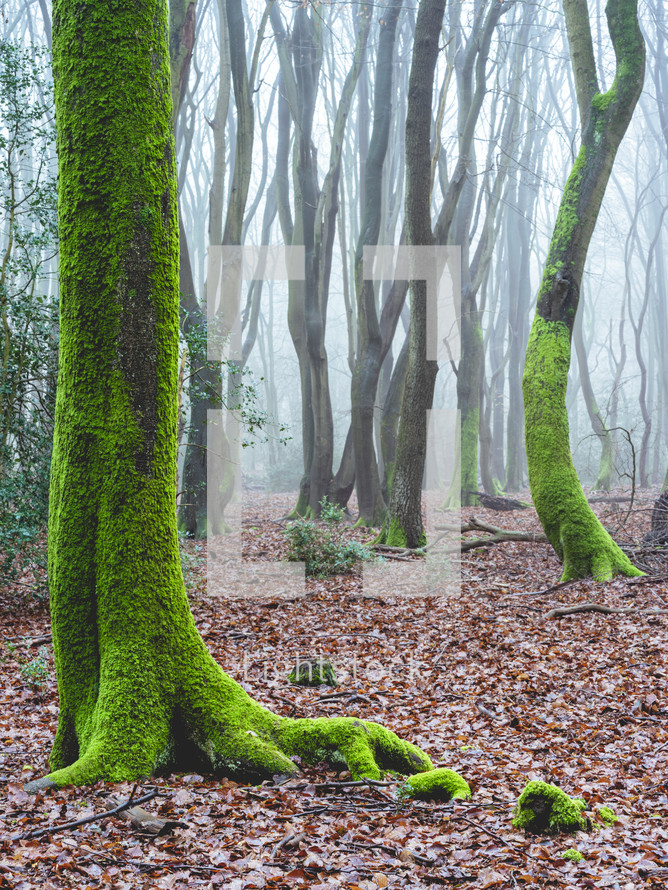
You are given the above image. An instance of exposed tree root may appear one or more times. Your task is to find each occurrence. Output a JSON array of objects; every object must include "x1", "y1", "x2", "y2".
[{"x1": 24, "y1": 635, "x2": 434, "y2": 790}]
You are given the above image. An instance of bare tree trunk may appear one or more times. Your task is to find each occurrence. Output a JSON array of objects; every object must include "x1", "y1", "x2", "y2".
[
  {"x1": 272, "y1": 3, "x2": 369, "y2": 516},
  {"x1": 573, "y1": 298, "x2": 614, "y2": 490},
  {"x1": 351, "y1": 0, "x2": 404, "y2": 527},
  {"x1": 377, "y1": 0, "x2": 446, "y2": 547}
]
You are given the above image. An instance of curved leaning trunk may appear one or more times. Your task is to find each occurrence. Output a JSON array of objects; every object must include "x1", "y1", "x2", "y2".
[
  {"x1": 523, "y1": 0, "x2": 645, "y2": 581},
  {"x1": 523, "y1": 318, "x2": 637, "y2": 581},
  {"x1": 36, "y1": 0, "x2": 436, "y2": 791}
]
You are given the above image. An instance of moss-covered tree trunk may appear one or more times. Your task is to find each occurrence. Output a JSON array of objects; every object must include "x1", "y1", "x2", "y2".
[
  {"x1": 456, "y1": 294, "x2": 484, "y2": 506},
  {"x1": 31, "y1": 0, "x2": 433, "y2": 790},
  {"x1": 522, "y1": 0, "x2": 645, "y2": 581}
]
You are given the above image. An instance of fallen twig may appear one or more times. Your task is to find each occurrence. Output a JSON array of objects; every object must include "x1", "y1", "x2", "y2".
[
  {"x1": 20, "y1": 789, "x2": 158, "y2": 840},
  {"x1": 509, "y1": 578, "x2": 582, "y2": 597},
  {"x1": 454, "y1": 812, "x2": 520, "y2": 847},
  {"x1": 544, "y1": 602, "x2": 635, "y2": 620},
  {"x1": 338, "y1": 840, "x2": 433, "y2": 866},
  {"x1": 627, "y1": 573, "x2": 668, "y2": 584},
  {"x1": 271, "y1": 831, "x2": 305, "y2": 858},
  {"x1": 319, "y1": 693, "x2": 371, "y2": 706}
]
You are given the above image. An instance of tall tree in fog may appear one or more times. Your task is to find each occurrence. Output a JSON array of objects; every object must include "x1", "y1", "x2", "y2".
[
  {"x1": 376, "y1": 0, "x2": 446, "y2": 548},
  {"x1": 351, "y1": 0, "x2": 404, "y2": 527},
  {"x1": 379, "y1": 0, "x2": 512, "y2": 546},
  {"x1": 522, "y1": 0, "x2": 645, "y2": 580},
  {"x1": 272, "y1": 2, "x2": 370, "y2": 518},
  {"x1": 178, "y1": 0, "x2": 263, "y2": 536},
  {"x1": 34, "y1": 0, "x2": 441, "y2": 789},
  {"x1": 440, "y1": 0, "x2": 515, "y2": 507}
]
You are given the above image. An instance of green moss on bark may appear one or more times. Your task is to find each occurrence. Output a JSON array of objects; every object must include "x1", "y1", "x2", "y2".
[
  {"x1": 522, "y1": 318, "x2": 642, "y2": 581},
  {"x1": 375, "y1": 516, "x2": 426, "y2": 548},
  {"x1": 460, "y1": 401, "x2": 480, "y2": 507}
]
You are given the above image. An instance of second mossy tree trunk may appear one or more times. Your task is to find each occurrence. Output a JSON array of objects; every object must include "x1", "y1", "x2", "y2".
[
  {"x1": 522, "y1": 0, "x2": 645, "y2": 581},
  {"x1": 33, "y1": 0, "x2": 436, "y2": 791}
]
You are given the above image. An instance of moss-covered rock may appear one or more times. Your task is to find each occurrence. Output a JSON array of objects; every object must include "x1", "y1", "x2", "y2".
[
  {"x1": 512, "y1": 780, "x2": 587, "y2": 834},
  {"x1": 288, "y1": 658, "x2": 337, "y2": 687},
  {"x1": 403, "y1": 767, "x2": 471, "y2": 802},
  {"x1": 562, "y1": 848, "x2": 584, "y2": 862}
]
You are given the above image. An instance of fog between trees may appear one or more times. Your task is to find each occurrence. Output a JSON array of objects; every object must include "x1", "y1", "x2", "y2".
[{"x1": 1, "y1": 0, "x2": 666, "y2": 572}]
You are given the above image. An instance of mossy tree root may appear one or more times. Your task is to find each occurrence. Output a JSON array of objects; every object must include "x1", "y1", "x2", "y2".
[
  {"x1": 375, "y1": 517, "x2": 426, "y2": 549},
  {"x1": 32, "y1": 626, "x2": 432, "y2": 788}
]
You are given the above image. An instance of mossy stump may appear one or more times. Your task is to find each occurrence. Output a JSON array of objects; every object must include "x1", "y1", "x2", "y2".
[{"x1": 513, "y1": 780, "x2": 587, "y2": 834}]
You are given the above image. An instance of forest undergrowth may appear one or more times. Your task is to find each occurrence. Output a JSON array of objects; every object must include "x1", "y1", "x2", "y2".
[{"x1": 1, "y1": 492, "x2": 667, "y2": 889}]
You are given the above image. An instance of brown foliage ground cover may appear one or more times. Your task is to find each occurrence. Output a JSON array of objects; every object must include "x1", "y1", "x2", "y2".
[{"x1": 1, "y1": 492, "x2": 668, "y2": 889}]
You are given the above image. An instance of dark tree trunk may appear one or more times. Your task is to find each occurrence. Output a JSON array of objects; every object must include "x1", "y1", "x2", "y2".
[
  {"x1": 351, "y1": 0, "x2": 404, "y2": 527},
  {"x1": 377, "y1": 0, "x2": 446, "y2": 548}
]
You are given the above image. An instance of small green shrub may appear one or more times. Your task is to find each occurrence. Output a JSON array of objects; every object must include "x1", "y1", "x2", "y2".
[
  {"x1": 319, "y1": 496, "x2": 344, "y2": 524},
  {"x1": 284, "y1": 498, "x2": 374, "y2": 577},
  {"x1": 20, "y1": 646, "x2": 49, "y2": 689}
]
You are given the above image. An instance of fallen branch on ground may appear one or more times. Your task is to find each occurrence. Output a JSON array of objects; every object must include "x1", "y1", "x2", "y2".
[
  {"x1": 510, "y1": 578, "x2": 583, "y2": 597},
  {"x1": 459, "y1": 516, "x2": 548, "y2": 552},
  {"x1": 464, "y1": 491, "x2": 529, "y2": 511},
  {"x1": 20, "y1": 789, "x2": 159, "y2": 839},
  {"x1": 271, "y1": 831, "x2": 306, "y2": 858},
  {"x1": 544, "y1": 602, "x2": 635, "y2": 620},
  {"x1": 106, "y1": 792, "x2": 187, "y2": 835}
]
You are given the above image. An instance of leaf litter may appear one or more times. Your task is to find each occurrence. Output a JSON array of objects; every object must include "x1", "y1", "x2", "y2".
[{"x1": 1, "y1": 490, "x2": 667, "y2": 888}]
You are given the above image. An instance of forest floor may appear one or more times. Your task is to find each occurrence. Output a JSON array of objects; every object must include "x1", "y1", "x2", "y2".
[{"x1": 1, "y1": 491, "x2": 668, "y2": 889}]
